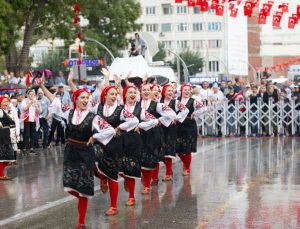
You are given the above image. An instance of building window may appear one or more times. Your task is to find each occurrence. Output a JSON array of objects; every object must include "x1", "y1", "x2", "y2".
[
  {"x1": 162, "y1": 41, "x2": 173, "y2": 49},
  {"x1": 208, "y1": 40, "x2": 222, "y2": 48},
  {"x1": 208, "y1": 22, "x2": 221, "y2": 31},
  {"x1": 193, "y1": 6, "x2": 201, "y2": 14},
  {"x1": 161, "y1": 23, "x2": 172, "y2": 32},
  {"x1": 177, "y1": 23, "x2": 188, "y2": 32},
  {"x1": 193, "y1": 40, "x2": 205, "y2": 50},
  {"x1": 209, "y1": 61, "x2": 219, "y2": 72},
  {"x1": 162, "y1": 4, "x2": 172, "y2": 15},
  {"x1": 146, "y1": 24, "x2": 158, "y2": 32},
  {"x1": 146, "y1": 6, "x2": 156, "y2": 15},
  {"x1": 177, "y1": 6, "x2": 187, "y2": 14},
  {"x1": 193, "y1": 23, "x2": 204, "y2": 32},
  {"x1": 177, "y1": 40, "x2": 189, "y2": 49}
]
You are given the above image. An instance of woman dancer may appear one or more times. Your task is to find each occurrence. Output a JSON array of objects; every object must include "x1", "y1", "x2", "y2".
[
  {"x1": 0, "y1": 95, "x2": 20, "y2": 161},
  {"x1": 119, "y1": 86, "x2": 142, "y2": 206},
  {"x1": 150, "y1": 84, "x2": 161, "y2": 102},
  {"x1": 93, "y1": 85, "x2": 138, "y2": 215},
  {"x1": 152, "y1": 84, "x2": 189, "y2": 183},
  {"x1": 138, "y1": 83, "x2": 176, "y2": 194},
  {"x1": 40, "y1": 73, "x2": 115, "y2": 228},
  {"x1": 0, "y1": 96, "x2": 17, "y2": 180},
  {"x1": 176, "y1": 84, "x2": 205, "y2": 176}
]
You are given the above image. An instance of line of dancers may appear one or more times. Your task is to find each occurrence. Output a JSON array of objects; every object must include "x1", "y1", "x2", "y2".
[{"x1": 0, "y1": 69, "x2": 205, "y2": 229}]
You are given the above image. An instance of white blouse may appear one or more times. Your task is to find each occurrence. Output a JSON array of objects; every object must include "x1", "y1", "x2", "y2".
[
  {"x1": 20, "y1": 99, "x2": 41, "y2": 122},
  {"x1": 162, "y1": 99, "x2": 190, "y2": 123},
  {"x1": 92, "y1": 102, "x2": 139, "y2": 132},
  {"x1": 0, "y1": 108, "x2": 20, "y2": 135},
  {"x1": 180, "y1": 97, "x2": 206, "y2": 119},
  {"x1": 49, "y1": 98, "x2": 115, "y2": 145},
  {"x1": 138, "y1": 99, "x2": 176, "y2": 130}
]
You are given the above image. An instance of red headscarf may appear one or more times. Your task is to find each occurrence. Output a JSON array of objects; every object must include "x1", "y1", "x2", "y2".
[
  {"x1": 0, "y1": 95, "x2": 10, "y2": 106},
  {"x1": 180, "y1": 83, "x2": 192, "y2": 97},
  {"x1": 72, "y1": 88, "x2": 90, "y2": 108},
  {"x1": 161, "y1": 84, "x2": 173, "y2": 100},
  {"x1": 122, "y1": 86, "x2": 136, "y2": 104},
  {"x1": 100, "y1": 86, "x2": 117, "y2": 105}
]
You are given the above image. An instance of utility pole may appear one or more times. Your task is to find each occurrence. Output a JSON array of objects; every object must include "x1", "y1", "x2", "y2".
[{"x1": 177, "y1": 53, "x2": 181, "y2": 84}]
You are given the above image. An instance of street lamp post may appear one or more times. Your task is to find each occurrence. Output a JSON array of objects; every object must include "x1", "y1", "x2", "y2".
[
  {"x1": 210, "y1": 55, "x2": 230, "y2": 80},
  {"x1": 85, "y1": 37, "x2": 115, "y2": 61},
  {"x1": 165, "y1": 49, "x2": 190, "y2": 83},
  {"x1": 238, "y1": 59, "x2": 257, "y2": 83}
]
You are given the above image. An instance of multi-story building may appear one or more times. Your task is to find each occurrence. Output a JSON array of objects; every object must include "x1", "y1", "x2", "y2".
[
  {"x1": 137, "y1": 0, "x2": 249, "y2": 81},
  {"x1": 248, "y1": 1, "x2": 300, "y2": 80}
]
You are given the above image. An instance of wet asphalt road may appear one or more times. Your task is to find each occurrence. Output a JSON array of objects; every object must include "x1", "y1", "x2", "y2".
[{"x1": 0, "y1": 137, "x2": 300, "y2": 229}]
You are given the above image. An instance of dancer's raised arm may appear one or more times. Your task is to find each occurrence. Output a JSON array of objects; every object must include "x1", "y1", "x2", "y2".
[
  {"x1": 39, "y1": 78, "x2": 55, "y2": 103},
  {"x1": 67, "y1": 69, "x2": 77, "y2": 93}
]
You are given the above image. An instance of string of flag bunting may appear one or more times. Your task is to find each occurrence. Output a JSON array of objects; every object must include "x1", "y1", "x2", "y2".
[
  {"x1": 74, "y1": 1, "x2": 82, "y2": 65},
  {"x1": 256, "y1": 57, "x2": 300, "y2": 76},
  {"x1": 175, "y1": 0, "x2": 300, "y2": 29}
]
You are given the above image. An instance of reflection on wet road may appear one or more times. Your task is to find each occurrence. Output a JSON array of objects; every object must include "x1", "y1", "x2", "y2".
[{"x1": 1, "y1": 138, "x2": 300, "y2": 229}]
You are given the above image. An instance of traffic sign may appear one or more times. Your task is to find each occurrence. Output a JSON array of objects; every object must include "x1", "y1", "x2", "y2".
[{"x1": 67, "y1": 59, "x2": 100, "y2": 67}]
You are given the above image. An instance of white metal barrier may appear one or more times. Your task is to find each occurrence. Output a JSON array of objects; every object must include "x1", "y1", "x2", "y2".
[{"x1": 196, "y1": 98, "x2": 300, "y2": 137}]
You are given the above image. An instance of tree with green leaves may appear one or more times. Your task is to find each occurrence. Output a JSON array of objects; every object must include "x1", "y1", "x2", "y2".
[
  {"x1": 0, "y1": 0, "x2": 141, "y2": 73},
  {"x1": 81, "y1": 0, "x2": 141, "y2": 65},
  {"x1": 170, "y1": 49, "x2": 204, "y2": 83}
]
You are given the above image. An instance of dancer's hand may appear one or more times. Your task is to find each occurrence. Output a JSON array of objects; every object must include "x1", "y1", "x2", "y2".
[
  {"x1": 86, "y1": 137, "x2": 95, "y2": 146},
  {"x1": 115, "y1": 127, "x2": 121, "y2": 136},
  {"x1": 134, "y1": 126, "x2": 140, "y2": 134}
]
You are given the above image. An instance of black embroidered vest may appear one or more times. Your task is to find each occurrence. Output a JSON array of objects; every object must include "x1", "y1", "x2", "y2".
[{"x1": 68, "y1": 110, "x2": 95, "y2": 141}]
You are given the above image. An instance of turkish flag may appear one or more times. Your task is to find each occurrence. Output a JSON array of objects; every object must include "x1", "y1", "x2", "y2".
[
  {"x1": 215, "y1": 4, "x2": 224, "y2": 16},
  {"x1": 74, "y1": 15, "x2": 80, "y2": 24},
  {"x1": 257, "y1": 13, "x2": 267, "y2": 24},
  {"x1": 229, "y1": 3, "x2": 235, "y2": 10},
  {"x1": 78, "y1": 45, "x2": 82, "y2": 53},
  {"x1": 77, "y1": 30, "x2": 82, "y2": 40},
  {"x1": 211, "y1": 0, "x2": 219, "y2": 10},
  {"x1": 297, "y1": 5, "x2": 300, "y2": 19},
  {"x1": 175, "y1": 0, "x2": 183, "y2": 3},
  {"x1": 261, "y1": 3, "x2": 272, "y2": 16},
  {"x1": 292, "y1": 14, "x2": 299, "y2": 24},
  {"x1": 74, "y1": 3, "x2": 80, "y2": 13},
  {"x1": 230, "y1": 8, "x2": 238, "y2": 18},
  {"x1": 199, "y1": 1, "x2": 209, "y2": 11},
  {"x1": 278, "y1": 3, "x2": 288, "y2": 13},
  {"x1": 244, "y1": 1, "x2": 255, "y2": 17},
  {"x1": 275, "y1": 11, "x2": 283, "y2": 17},
  {"x1": 187, "y1": 0, "x2": 195, "y2": 7},
  {"x1": 288, "y1": 17, "x2": 296, "y2": 29},
  {"x1": 25, "y1": 71, "x2": 33, "y2": 86},
  {"x1": 272, "y1": 14, "x2": 282, "y2": 27}
]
